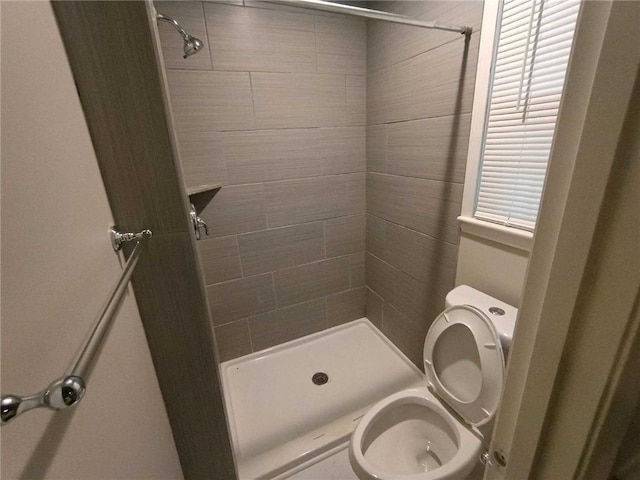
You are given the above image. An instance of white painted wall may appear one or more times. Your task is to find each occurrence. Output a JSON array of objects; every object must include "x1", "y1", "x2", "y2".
[
  {"x1": 455, "y1": 234, "x2": 529, "y2": 307},
  {"x1": 0, "y1": 2, "x2": 183, "y2": 478}
]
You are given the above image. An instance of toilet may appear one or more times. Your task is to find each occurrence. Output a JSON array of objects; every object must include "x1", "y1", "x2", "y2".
[{"x1": 349, "y1": 285, "x2": 517, "y2": 480}]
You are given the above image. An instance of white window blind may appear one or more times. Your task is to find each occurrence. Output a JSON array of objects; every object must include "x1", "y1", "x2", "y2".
[{"x1": 475, "y1": 0, "x2": 580, "y2": 231}]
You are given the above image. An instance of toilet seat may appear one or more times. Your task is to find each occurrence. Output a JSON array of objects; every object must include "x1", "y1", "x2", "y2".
[{"x1": 424, "y1": 305, "x2": 505, "y2": 427}]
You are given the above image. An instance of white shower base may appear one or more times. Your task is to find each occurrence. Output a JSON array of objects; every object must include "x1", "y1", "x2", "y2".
[{"x1": 220, "y1": 318, "x2": 424, "y2": 479}]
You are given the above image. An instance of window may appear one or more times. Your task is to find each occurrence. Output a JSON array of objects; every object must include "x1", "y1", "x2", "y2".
[{"x1": 462, "y1": 0, "x2": 581, "y2": 236}]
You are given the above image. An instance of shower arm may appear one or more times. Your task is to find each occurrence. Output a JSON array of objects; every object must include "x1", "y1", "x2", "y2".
[{"x1": 156, "y1": 13, "x2": 190, "y2": 41}]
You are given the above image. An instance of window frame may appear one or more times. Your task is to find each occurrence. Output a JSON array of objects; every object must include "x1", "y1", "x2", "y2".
[{"x1": 459, "y1": 0, "x2": 534, "y2": 252}]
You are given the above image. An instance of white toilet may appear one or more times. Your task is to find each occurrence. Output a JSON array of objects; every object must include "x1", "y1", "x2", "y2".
[{"x1": 349, "y1": 285, "x2": 517, "y2": 480}]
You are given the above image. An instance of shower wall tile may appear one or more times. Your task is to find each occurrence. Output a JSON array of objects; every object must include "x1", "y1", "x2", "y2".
[
  {"x1": 249, "y1": 298, "x2": 327, "y2": 352},
  {"x1": 325, "y1": 214, "x2": 366, "y2": 258},
  {"x1": 156, "y1": 1, "x2": 212, "y2": 70},
  {"x1": 349, "y1": 252, "x2": 366, "y2": 288},
  {"x1": 204, "y1": 2, "x2": 317, "y2": 73},
  {"x1": 320, "y1": 127, "x2": 366, "y2": 175},
  {"x1": 346, "y1": 75, "x2": 366, "y2": 126},
  {"x1": 206, "y1": 273, "x2": 275, "y2": 324},
  {"x1": 167, "y1": 70, "x2": 255, "y2": 131},
  {"x1": 382, "y1": 303, "x2": 425, "y2": 368},
  {"x1": 214, "y1": 320, "x2": 252, "y2": 362},
  {"x1": 365, "y1": 287, "x2": 383, "y2": 329},
  {"x1": 366, "y1": 124, "x2": 387, "y2": 173},
  {"x1": 386, "y1": 114, "x2": 471, "y2": 183},
  {"x1": 367, "y1": 33, "x2": 478, "y2": 125},
  {"x1": 366, "y1": 173, "x2": 462, "y2": 245},
  {"x1": 367, "y1": 1, "x2": 483, "y2": 73},
  {"x1": 365, "y1": 1, "x2": 482, "y2": 365},
  {"x1": 237, "y1": 222, "x2": 325, "y2": 276},
  {"x1": 198, "y1": 235, "x2": 242, "y2": 285},
  {"x1": 264, "y1": 174, "x2": 362, "y2": 228},
  {"x1": 274, "y1": 256, "x2": 349, "y2": 307},
  {"x1": 326, "y1": 286, "x2": 366, "y2": 327},
  {"x1": 365, "y1": 252, "x2": 395, "y2": 302},
  {"x1": 251, "y1": 72, "x2": 346, "y2": 129},
  {"x1": 176, "y1": 130, "x2": 228, "y2": 188},
  {"x1": 366, "y1": 216, "x2": 458, "y2": 297},
  {"x1": 199, "y1": 184, "x2": 266, "y2": 238},
  {"x1": 222, "y1": 129, "x2": 323, "y2": 185},
  {"x1": 315, "y1": 15, "x2": 366, "y2": 75},
  {"x1": 157, "y1": 1, "x2": 368, "y2": 360}
]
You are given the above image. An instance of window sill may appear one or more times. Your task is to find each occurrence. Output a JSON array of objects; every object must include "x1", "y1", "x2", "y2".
[{"x1": 457, "y1": 216, "x2": 533, "y2": 253}]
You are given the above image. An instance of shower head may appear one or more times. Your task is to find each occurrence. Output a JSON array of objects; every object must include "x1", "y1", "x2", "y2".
[
  {"x1": 182, "y1": 34, "x2": 204, "y2": 59},
  {"x1": 156, "y1": 13, "x2": 204, "y2": 59}
]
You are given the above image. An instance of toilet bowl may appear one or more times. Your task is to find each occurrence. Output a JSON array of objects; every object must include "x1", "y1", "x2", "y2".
[{"x1": 349, "y1": 286, "x2": 517, "y2": 480}]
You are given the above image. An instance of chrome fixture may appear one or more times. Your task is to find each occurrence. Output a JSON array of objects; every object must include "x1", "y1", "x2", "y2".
[
  {"x1": 0, "y1": 228, "x2": 152, "y2": 426},
  {"x1": 156, "y1": 13, "x2": 204, "y2": 58},
  {"x1": 266, "y1": 0, "x2": 472, "y2": 36},
  {"x1": 189, "y1": 203, "x2": 209, "y2": 240}
]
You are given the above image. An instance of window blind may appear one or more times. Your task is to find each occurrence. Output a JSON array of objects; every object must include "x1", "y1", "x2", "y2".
[{"x1": 475, "y1": 0, "x2": 580, "y2": 230}]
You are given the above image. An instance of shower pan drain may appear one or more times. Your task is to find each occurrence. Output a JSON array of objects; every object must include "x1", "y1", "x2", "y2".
[{"x1": 312, "y1": 372, "x2": 329, "y2": 385}]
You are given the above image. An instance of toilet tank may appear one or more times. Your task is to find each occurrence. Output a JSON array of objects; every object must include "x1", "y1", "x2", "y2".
[{"x1": 446, "y1": 285, "x2": 517, "y2": 350}]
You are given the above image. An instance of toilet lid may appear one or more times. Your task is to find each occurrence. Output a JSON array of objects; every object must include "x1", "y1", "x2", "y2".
[{"x1": 423, "y1": 304, "x2": 505, "y2": 427}]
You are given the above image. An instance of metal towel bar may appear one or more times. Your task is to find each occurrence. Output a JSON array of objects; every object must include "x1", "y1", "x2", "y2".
[{"x1": 0, "y1": 227, "x2": 152, "y2": 426}]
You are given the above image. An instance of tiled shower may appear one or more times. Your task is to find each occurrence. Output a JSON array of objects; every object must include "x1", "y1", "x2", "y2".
[{"x1": 156, "y1": 0, "x2": 482, "y2": 366}]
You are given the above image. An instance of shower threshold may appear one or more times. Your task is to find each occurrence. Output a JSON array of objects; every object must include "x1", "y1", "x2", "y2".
[{"x1": 220, "y1": 318, "x2": 424, "y2": 479}]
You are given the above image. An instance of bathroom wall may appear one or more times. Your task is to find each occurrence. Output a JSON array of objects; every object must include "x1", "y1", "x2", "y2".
[
  {"x1": 156, "y1": 1, "x2": 367, "y2": 361},
  {"x1": 364, "y1": 1, "x2": 484, "y2": 366},
  {"x1": 0, "y1": 2, "x2": 183, "y2": 478}
]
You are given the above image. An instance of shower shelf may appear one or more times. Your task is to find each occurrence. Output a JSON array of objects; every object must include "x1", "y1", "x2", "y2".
[{"x1": 187, "y1": 183, "x2": 222, "y2": 196}]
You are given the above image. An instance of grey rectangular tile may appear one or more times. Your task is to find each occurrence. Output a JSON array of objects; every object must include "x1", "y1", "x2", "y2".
[
  {"x1": 198, "y1": 235, "x2": 242, "y2": 285},
  {"x1": 315, "y1": 15, "x2": 366, "y2": 72},
  {"x1": 366, "y1": 124, "x2": 387, "y2": 173},
  {"x1": 223, "y1": 129, "x2": 323, "y2": 185},
  {"x1": 249, "y1": 298, "x2": 327, "y2": 351},
  {"x1": 366, "y1": 214, "x2": 386, "y2": 259},
  {"x1": 383, "y1": 222, "x2": 457, "y2": 296},
  {"x1": 366, "y1": 173, "x2": 462, "y2": 244},
  {"x1": 206, "y1": 273, "x2": 275, "y2": 324},
  {"x1": 325, "y1": 214, "x2": 365, "y2": 257},
  {"x1": 265, "y1": 175, "x2": 349, "y2": 228},
  {"x1": 199, "y1": 184, "x2": 267, "y2": 237},
  {"x1": 204, "y1": 2, "x2": 316, "y2": 73},
  {"x1": 167, "y1": 70, "x2": 255, "y2": 132},
  {"x1": 238, "y1": 222, "x2": 325, "y2": 276},
  {"x1": 349, "y1": 251, "x2": 365, "y2": 288},
  {"x1": 156, "y1": 1, "x2": 212, "y2": 70},
  {"x1": 320, "y1": 127, "x2": 366, "y2": 175},
  {"x1": 175, "y1": 130, "x2": 228, "y2": 188},
  {"x1": 367, "y1": 58, "x2": 415, "y2": 125},
  {"x1": 365, "y1": 287, "x2": 383, "y2": 329},
  {"x1": 214, "y1": 320, "x2": 252, "y2": 362},
  {"x1": 365, "y1": 252, "x2": 395, "y2": 302},
  {"x1": 252, "y1": 72, "x2": 346, "y2": 129},
  {"x1": 367, "y1": 1, "x2": 483, "y2": 73},
  {"x1": 274, "y1": 256, "x2": 349, "y2": 307},
  {"x1": 410, "y1": 33, "x2": 479, "y2": 119},
  {"x1": 326, "y1": 287, "x2": 366, "y2": 327},
  {"x1": 347, "y1": 172, "x2": 366, "y2": 215},
  {"x1": 346, "y1": 76, "x2": 366, "y2": 125},
  {"x1": 382, "y1": 303, "x2": 426, "y2": 368},
  {"x1": 386, "y1": 114, "x2": 471, "y2": 183},
  {"x1": 393, "y1": 270, "x2": 446, "y2": 325}
]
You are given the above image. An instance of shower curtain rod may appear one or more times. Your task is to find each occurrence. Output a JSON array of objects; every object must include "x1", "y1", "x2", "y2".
[{"x1": 264, "y1": 0, "x2": 472, "y2": 35}]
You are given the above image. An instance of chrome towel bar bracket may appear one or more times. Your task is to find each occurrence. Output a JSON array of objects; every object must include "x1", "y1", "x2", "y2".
[{"x1": 1, "y1": 227, "x2": 152, "y2": 426}]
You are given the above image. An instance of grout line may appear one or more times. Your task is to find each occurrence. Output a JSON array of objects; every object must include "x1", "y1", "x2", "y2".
[
  {"x1": 235, "y1": 235, "x2": 245, "y2": 278},
  {"x1": 365, "y1": 111, "x2": 472, "y2": 128},
  {"x1": 248, "y1": 72, "x2": 257, "y2": 119},
  {"x1": 366, "y1": 170, "x2": 465, "y2": 186},
  {"x1": 366, "y1": 213, "x2": 460, "y2": 248},
  {"x1": 200, "y1": 2, "x2": 215, "y2": 69}
]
